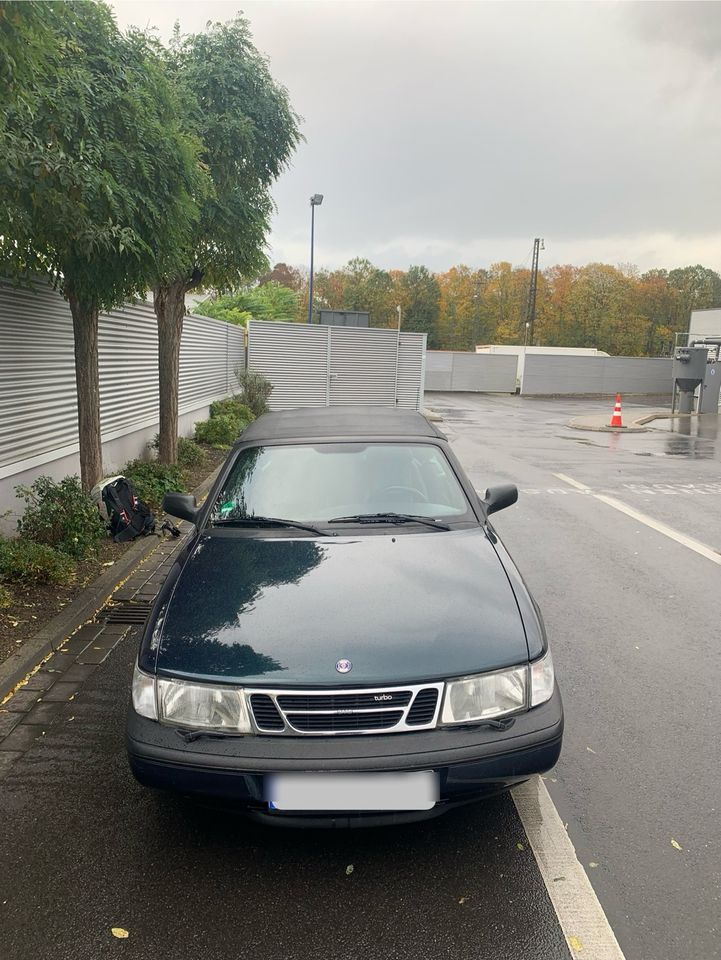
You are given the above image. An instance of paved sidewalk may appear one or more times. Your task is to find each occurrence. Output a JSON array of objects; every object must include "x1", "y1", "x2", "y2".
[{"x1": 0, "y1": 526, "x2": 190, "y2": 777}]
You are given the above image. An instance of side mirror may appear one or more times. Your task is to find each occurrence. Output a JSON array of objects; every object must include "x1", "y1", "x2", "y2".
[
  {"x1": 162, "y1": 492, "x2": 199, "y2": 524},
  {"x1": 482, "y1": 484, "x2": 518, "y2": 516}
]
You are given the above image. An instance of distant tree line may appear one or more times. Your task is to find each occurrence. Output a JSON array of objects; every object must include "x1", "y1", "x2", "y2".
[{"x1": 220, "y1": 258, "x2": 721, "y2": 356}]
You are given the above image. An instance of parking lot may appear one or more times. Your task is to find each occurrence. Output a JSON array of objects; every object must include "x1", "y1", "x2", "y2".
[{"x1": 1, "y1": 394, "x2": 719, "y2": 960}]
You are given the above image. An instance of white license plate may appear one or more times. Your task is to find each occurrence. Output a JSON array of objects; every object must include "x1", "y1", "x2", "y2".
[{"x1": 265, "y1": 771, "x2": 438, "y2": 812}]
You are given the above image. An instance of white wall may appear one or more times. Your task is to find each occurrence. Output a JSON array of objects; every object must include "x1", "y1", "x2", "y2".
[{"x1": 689, "y1": 308, "x2": 721, "y2": 340}]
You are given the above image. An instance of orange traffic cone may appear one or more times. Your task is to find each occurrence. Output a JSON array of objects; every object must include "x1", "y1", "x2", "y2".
[{"x1": 609, "y1": 393, "x2": 623, "y2": 428}]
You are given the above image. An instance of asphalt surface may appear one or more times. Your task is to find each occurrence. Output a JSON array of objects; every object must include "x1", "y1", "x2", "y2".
[
  {"x1": 0, "y1": 631, "x2": 568, "y2": 960},
  {"x1": 432, "y1": 393, "x2": 721, "y2": 960},
  {"x1": 1, "y1": 393, "x2": 718, "y2": 960}
]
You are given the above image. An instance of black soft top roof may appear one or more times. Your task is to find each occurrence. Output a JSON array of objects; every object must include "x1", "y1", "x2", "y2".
[{"x1": 237, "y1": 406, "x2": 445, "y2": 444}]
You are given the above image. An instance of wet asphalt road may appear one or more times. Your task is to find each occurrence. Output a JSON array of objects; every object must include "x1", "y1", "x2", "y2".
[
  {"x1": 0, "y1": 633, "x2": 568, "y2": 960},
  {"x1": 434, "y1": 393, "x2": 721, "y2": 960},
  {"x1": 0, "y1": 393, "x2": 719, "y2": 960}
]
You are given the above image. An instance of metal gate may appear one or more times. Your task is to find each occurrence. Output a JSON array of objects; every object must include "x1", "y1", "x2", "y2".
[{"x1": 247, "y1": 321, "x2": 426, "y2": 410}]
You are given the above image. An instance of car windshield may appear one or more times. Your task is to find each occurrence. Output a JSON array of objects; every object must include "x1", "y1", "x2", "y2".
[{"x1": 211, "y1": 442, "x2": 470, "y2": 524}]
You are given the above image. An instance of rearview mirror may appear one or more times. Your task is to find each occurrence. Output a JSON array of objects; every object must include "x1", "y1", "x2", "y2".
[
  {"x1": 482, "y1": 484, "x2": 518, "y2": 516},
  {"x1": 162, "y1": 492, "x2": 199, "y2": 524}
]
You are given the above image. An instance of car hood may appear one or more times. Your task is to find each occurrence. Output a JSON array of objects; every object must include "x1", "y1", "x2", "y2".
[{"x1": 153, "y1": 529, "x2": 529, "y2": 686}]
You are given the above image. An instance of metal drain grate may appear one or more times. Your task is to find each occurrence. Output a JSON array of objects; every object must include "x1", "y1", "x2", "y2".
[{"x1": 99, "y1": 601, "x2": 152, "y2": 625}]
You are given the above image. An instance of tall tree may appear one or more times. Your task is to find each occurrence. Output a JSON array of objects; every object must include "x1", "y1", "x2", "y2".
[
  {"x1": 0, "y1": 1, "x2": 202, "y2": 489},
  {"x1": 153, "y1": 17, "x2": 301, "y2": 464},
  {"x1": 401, "y1": 265, "x2": 441, "y2": 346}
]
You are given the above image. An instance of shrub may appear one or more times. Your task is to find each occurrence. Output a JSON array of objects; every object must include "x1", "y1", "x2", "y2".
[
  {"x1": 0, "y1": 538, "x2": 76, "y2": 585},
  {"x1": 235, "y1": 369, "x2": 272, "y2": 418},
  {"x1": 177, "y1": 437, "x2": 208, "y2": 470},
  {"x1": 123, "y1": 460, "x2": 185, "y2": 513},
  {"x1": 16, "y1": 476, "x2": 106, "y2": 560},
  {"x1": 0, "y1": 584, "x2": 11, "y2": 609},
  {"x1": 148, "y1": 435, "x2": 209, "y2": 471},
  {"x1": 209, "y1": 397, "x2": 254, "y2": 424},
  {"x1": 195, "y1": 415, "x2": 241, "y2": 448}
]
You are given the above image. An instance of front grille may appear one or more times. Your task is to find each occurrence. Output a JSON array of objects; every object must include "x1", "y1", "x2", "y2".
[
  {"x1": 277, "y1": 691, "x2": 412, "y2": 711},
  {"x1": 246, "y1": 682, "x2": 443, "y2": 737},
  {"x1": 406, "y1": 688, "x2": 439, "y2": 725},
  {"x1": 250, "y1": 694, "x2": 284, "y2": 731},
  {"x1": 286, "y1": 710, "x2": 404, "y2": 732}
]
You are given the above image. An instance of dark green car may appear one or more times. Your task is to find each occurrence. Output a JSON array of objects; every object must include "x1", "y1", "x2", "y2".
[{"x1": 127, "y1": 406, "x2": 562, "y2": 826}]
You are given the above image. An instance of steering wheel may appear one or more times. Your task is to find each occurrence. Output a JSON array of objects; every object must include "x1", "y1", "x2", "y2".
[{"x1": 381, "y1": 485, "x2": 428, "y2": 502}]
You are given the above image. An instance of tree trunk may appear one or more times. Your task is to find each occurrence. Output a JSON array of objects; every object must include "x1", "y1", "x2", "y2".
[
  {"x1": 67, "y1": 290, "x2": 103, "y2": 492},
  {"x1": 154, "y1": 279, "x2": 187, "y2": 465}
]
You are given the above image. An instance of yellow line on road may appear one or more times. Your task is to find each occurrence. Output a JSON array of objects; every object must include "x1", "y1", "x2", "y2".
[{"x1": 553, "y1": 473, "x2": 721, "y2": 565}]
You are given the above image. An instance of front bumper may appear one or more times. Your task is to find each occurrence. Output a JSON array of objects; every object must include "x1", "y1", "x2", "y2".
[{"x1": 126, "y1": 685, "x2": 563, "y2": 826}]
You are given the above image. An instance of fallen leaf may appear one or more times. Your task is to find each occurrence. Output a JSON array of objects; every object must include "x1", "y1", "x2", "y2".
[
  {"x1": 586, "y1": 746, "x2": 596, "y2": 754},
  {"x1": 589, "y1": 862, "x2": 598, "y2": 868},
  {"x1": 671, "y1": 838, "x2": 682, "y2": 851},
  {"x1": 345, "y1": 864, "x2": 354, "y2": 875},
  {"x1": 567, "y1": 935, "x2": 583, "y2": 952},
  {"x1": 458, "y1": 896, "x2": 468, "y2": 905},
  {"x1": 111, "y1": 927, "x2": 129, "y2": 939},
  {"x1": 516, "y1": 842, "x2": 524, "y2": 851},
  {"x1": 102, "y1": 561, "x2": 115, "y2": 567}
]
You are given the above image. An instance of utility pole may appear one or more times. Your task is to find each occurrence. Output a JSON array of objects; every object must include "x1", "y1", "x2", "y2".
[{"x1": 525, "y1": 237, "x2": 544, "y2": 345}]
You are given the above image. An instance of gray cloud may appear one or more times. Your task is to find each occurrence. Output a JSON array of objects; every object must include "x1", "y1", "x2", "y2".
[{"x1": 111, "y1": 0, "x2": 721, "y2": 272}]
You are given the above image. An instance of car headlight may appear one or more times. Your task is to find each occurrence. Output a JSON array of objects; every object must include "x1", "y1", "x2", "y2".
[
  {"x1": 132, "y1": 662, "x2": 158, "y2": 720},
  {"x1": 157, "y1": 676, "x2": 252, "y2": 732},
  {"x1": 441, "y1": 665, "x2": 527, "y2": 723},
  {"x1": 530, "y1": 649, "x2": 554, "y2": 706},
  {"x1": 132, "y1": 663, "x2": 252, "y2": 732}
]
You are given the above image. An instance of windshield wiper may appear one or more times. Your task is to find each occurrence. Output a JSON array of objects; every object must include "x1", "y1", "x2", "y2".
[
  {"x1": 328, "y1": 512, "x2": 451, "y2": 531},
  {"x1": 211, "y1": 516, "x2": 329, "y2": 537}
]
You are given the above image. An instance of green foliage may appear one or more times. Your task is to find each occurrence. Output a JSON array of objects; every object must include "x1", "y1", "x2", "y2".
[
  {"x1": 123, "y1": 460, "x2": 185, "y2": 513},
  {"x1": 235, "y1": 370, "x2": 273, "y2": 417},
  {"x1": 0, "y1": 583, "x2": 11, "y2": 609},
  {"x1": 195, "y1": 416, "x2": 243, "y2": 448},
  {"x1": 195, "y1": 282, "x2": 299, "y2": 326},
  {"x1": 15, "y1": 475, "x2": 106, "y2": 559},
  {"x1": 0, "y1": 537, "x2": 76, "y2": 585},
  {"x1": 209, "y1": 397, "x2": 254, "y2": 423},
  {"x1": 159, "y1": 16, "x2": 301, "y2": 293},
  {"x1": 177, "y1": 437, "x2": 208, "y2": 470},
  {"x1": 0, "y1": 2, "x2": 204, "y2": 307}
]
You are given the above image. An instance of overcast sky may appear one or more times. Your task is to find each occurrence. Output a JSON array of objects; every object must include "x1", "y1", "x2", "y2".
[{"x1": 111, "y1": 0, "x2": 721, "y2": 274}]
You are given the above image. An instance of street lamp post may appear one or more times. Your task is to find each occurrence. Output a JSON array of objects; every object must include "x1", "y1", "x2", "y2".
[{"x1": 307, "y1": 194, "x2": 323, "y2": 323}]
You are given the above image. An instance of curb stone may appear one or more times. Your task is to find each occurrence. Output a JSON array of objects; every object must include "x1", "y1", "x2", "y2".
[{"x1": 0, "y1": 464, "x2": 222, "y2": 703}]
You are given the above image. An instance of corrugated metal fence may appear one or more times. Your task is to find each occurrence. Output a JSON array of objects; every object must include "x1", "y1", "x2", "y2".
[
  {"x1": 520, "y1": 355, "x2": 673, "y2": 395},
  {"x1": 0, "y1": 279, "x2": 245, "y2": 483},
  {"x1": 247, "y1": 320, "x2": 426, "y2": 410},
  {"x1": 425, "y1": 351, "x2": 517, "y2": 392}
]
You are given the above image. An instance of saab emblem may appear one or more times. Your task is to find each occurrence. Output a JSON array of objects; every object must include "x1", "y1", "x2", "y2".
[{"x1": 335, "y1": 658, "x2": 352, "y2": 674}]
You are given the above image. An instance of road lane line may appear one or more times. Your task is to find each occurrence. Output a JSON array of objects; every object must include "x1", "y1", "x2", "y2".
[
  {"x1": 553, "y1": 473, "x2": 721, "y2": 565},
  {"x1": 513, "y1": 777, "x2": 626, "y2": 960}
]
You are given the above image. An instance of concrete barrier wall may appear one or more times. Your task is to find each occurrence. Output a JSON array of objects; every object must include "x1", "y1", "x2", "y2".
[
  {"x1": 520, "y1": 355, "x2": 673, "y2": 395},
  {"x1": 425, "y1": 351, "x2": 517, "y2": 392}
]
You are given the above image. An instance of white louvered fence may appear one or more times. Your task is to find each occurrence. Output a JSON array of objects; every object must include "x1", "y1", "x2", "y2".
[{"x1": 247, "y1": 320, "x2": 426, "y2": 411}]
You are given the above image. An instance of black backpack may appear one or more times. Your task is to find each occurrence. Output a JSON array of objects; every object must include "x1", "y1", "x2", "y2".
[{"x1": 101, "y1": 477, "x2": 156, "y2": 543}]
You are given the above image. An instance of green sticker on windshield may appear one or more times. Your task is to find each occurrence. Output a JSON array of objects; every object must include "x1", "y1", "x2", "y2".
[{"x1": 219, "y1": 501, "x2": 235, "y2": 516}]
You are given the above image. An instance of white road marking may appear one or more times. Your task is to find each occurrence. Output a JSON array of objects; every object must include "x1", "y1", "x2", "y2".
[
  {"x1": 553, "y1": 473, "x2": 721, "y2": 565},
  {"x1": 513, "y1": 777, "x2": 626, "y2": 960}
]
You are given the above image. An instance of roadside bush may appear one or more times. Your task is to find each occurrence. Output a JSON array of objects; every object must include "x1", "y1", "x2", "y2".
[
  {"x1": 148, "y1": 435, "x2": 209, "y2": 471},
  {"x1": 0, "y1": 584, "x2": 12, "y2": 609},
  {"x1": 209, "y1": 397, "x2": 254, "y2": 425},
  {"x1": 177, "y1": 437, "x2": 208, "y2": 470},
  {"x1": 0, "y1": 538, "x2": 76, "y2": 585},
  {"x1": 235, "y1": 369, "x2": 272, "y2": 418},
  {"x1": 195, "y1": 415, "x2": 241, "y2": 449},
  {"x1": 122, "y1": 460, "x2": 185, "y2": 513},
  {"x1": 16, "y1": 476, "x2": 106, "y2": 560}
]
